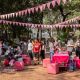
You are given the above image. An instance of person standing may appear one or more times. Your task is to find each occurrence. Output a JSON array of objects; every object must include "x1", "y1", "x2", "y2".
[
  {"x1": 0, "y1": 39, "x2": 3, "y2": 56},
  {"x1": 40, "y1": 41, "x2": 45, "y2": 63},
  {"x1": 49, "y1": 39, "x2": 55, "y2": 63},
  {"x1": 67, "y1": 38, "x2": 74, "y2": 56},
  {"x1": 33, "y1": 39, "x2": 41, "y2": 64},
  {"x1": 76, "y1": 40, "x2": 80, "y2": 58},
  {"x1": 27, "y1": 40, "x2": 33, "y2": 61}
]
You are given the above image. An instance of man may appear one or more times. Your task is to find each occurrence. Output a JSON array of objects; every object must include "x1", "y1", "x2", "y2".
[{"x1": 33, "y1": 39, "x2": 41, "y2": 64}]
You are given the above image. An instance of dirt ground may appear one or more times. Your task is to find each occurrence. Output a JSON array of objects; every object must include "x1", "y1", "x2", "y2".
[{"x1": 0, "y1": 65, "x2": 80, "y2": 80}]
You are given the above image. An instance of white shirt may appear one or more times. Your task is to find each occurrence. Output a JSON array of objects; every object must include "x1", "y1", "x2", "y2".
[
  {"x1": 67, "y1": 39, "x2": 74, "y2": 52},
  {"x1": 28, "y1": 42, "x2": 33, "y2": 51},
  {"x1": 49, "y1": 42, "x2": 53, "y2": 51}
]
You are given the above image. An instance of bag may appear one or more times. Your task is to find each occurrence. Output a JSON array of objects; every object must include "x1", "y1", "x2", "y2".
[
  {"x1": 14, "y1": 61, "x2": 24, "y2": 71},
  {"x1": 23, "y1": 56, "x2": 31, "y2": 65}
]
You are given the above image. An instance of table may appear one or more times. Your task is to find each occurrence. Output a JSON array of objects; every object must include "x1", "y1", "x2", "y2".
[{"x1": 52, "y1": 54, "x2": 69, "y2": 67}]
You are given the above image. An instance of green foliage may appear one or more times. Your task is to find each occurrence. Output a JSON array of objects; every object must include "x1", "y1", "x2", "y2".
[{"x1": 0, "y1": 0, "x2": 80, "y2": 40}]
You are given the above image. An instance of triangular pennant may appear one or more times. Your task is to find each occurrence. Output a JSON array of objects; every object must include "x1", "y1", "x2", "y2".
[
  {"x1": 31, "y1": 8, "x2": 34, "y2": 13},
  {"x1": 12, "y1": 13, "x2": 15, "y2": 18},
  {"x1": 18, "y1": 11, "x2": 22, "y2": 16},
  {"x1": 35, "y1": 7, "x2": 39, "y2": 12},
  {"x1": 28, "y1": 23, "x2": 32, "y2": 27},
  {"x1": 21, "y1": 23, "x2": 25, "y2": 27},
  {"x1": 60, "y1": 25, "x2": 63, "y2": 29},
  {"x1": 2, "y1": 15, "x2": 5, "y2": 19},
  {"x1": 9, "y1": 21, "x2": 12, "y2": 25},
  {"x1": 24, "y1": 10, "x2": 27, "y2": 15},
  {"x1": 3, "y1": 21, "x2": 6, "y2": 24},
  {"x1": 37, "y1": 24, "x2": 40, "y2": 28},
  {"x1": 34, "y1": 24, "x2": 37, "y2": 28},
  {"x1": 49, "y1": 25, "x2": 52, "y2": 28},
  {"x1": 12, "y1": 22, "x2": 16, "y2": 25},
  {"x1": 39, "y1": 6, "x2": 43, "y2": 12},
  {"x1": 70, "y1": 25, "x2": 73, "y2": 28},
  {"x1": 64, "y1": 25, "x2": 67, "y2": 28},
  {"x1": 56, "y1": 0, "x2": 61, "y2": 5},
  {"x1": 72, "y1": 25, "x2": 75, "y2": 28},
  {"x1": 43, "y1": 25, "x2": 45, "y2": 28},
  {"x1": 27, "y1": 9, "x2": 31, "y2": 14},
  {"x1": 25, "y1": 23, "x2": 28, "y2": 27},
  {"x1": 46, "y1": 25, "x2": 49, "y2": 29},
  {"x1": 0, "y1": 16, "x2": 2, "y2": 19},
  {"x1": 41, "y1": 25, "x2": 43, "y2": 28},
  {"x1": 21, "y1": 11, "x2": 24, "y2": 16},
  {"x1": 15, "y1": 13, "x2": 18, "y2": 17},
  {"x1": 31, "y1": 24, "x2": 34, "y2": 28},
  {"x1": 7, "y1": 14, "x2": 10, "y2": 19},
  {"x1": 42, "y1": 4, "x2": 46, "y2": 10},
  {"x1": 15, "y1": 22, "x2": 19, "y2": 26},
  {"x1": 9, "y1": 13, "x2": 13, "y2": 18},
  {"x1": 55, "y1": 25, "x2": 58, "y2": 28},
  {"x1": 62, "y1": 0, "x2": 67, "y2": 4},
  {"x1": 46, "y1": 2, "x2": 51, "y2": 9},
  {"x1": 19, "y1": 23, "x2": 22, "y2": 26},
  {"x1": 51, "y1": 25, "x2": 54, "y2": 29},
  {"x1": 51, "y1": 1, "x2": 55, "y2": 8},
  {"x1": 0, "y1": 20, "x2": 2, "y2": 23},
  {"x1": 6, "y1": 21, "x2": 9, "y2": 25}
]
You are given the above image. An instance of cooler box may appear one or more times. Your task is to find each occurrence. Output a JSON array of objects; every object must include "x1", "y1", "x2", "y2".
[
  {"x1": 47, "y1": 63, "x2": 59, "y2": 74},
  {"x1": 43, "y1": 58, "x2": 50, "y2": 68},
  {"x1": 14, "y1": 61, "x2": 24, "y2": 71}
]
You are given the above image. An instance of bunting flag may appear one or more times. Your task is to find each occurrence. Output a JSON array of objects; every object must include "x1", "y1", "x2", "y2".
[
  {"x1": 27, "y1": 9, "x2": 31, "y2": 14},
  {"x1": 39, "y1": 6, "x2": 43, "y2": 12},
  {"x1": 0, "y1": 19, "x2": 80, "y2": 29},
  {"x1": 46, "y1": 2, "x2": 51, "y2": 9},
  {"x1": 51, "y1": 1, "x2": 55, "y2": 7},
  {"x1": 31, "y1": 8, "x2": 35, "y2": 13},
  {"x1": 42, "y1": 4, "x2": 46, "y2": 10},
  {"x1": 55, "y1": 16, "x2": 80, "y2": 25},
  {"x1": 56, "y1": 0, "x2": 61, "y2": 5},
  {"x1": 0, "y1": 0, "x2": 66, "y2": 19},
  {"x1": 62, "y1": 0, "x2": 67, "y2": 4},
  {"x1": 35, "y1": 7, "x2": 39, "y2": 12}
]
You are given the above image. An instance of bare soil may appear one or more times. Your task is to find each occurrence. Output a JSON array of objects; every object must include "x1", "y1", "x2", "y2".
[{"x1": 0, "y1": 65, "x2": 80, "y2": 80}]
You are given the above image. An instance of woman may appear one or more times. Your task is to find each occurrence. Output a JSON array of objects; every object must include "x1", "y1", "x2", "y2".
[
  {"x1": 40, "y1": 41, "x2": 45, "y2": 63},
  {"x1": 49, "y1": 39, "x2": 55, "y2": 63}
]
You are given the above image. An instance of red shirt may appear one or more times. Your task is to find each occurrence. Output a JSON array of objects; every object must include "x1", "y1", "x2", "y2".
[{"x1": 33, "y1": 43, "x2": 40, "y2": 53}]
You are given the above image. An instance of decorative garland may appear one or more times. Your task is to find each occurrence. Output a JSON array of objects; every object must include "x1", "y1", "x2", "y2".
[
  {"x1": 0, "y1": 17, "x2": 80, "y2": 29},
  {"x1": 0, "y1": 0, "x2": 67, "y2": 19}
]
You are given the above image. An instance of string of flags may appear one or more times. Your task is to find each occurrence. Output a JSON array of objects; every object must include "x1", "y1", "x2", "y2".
[
  {"x1": 0, "y1": 0, "x2": 67, "y2": 19},
  {"x1": 0, "y1": 16, "x2": 80, "y2": 29}
]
